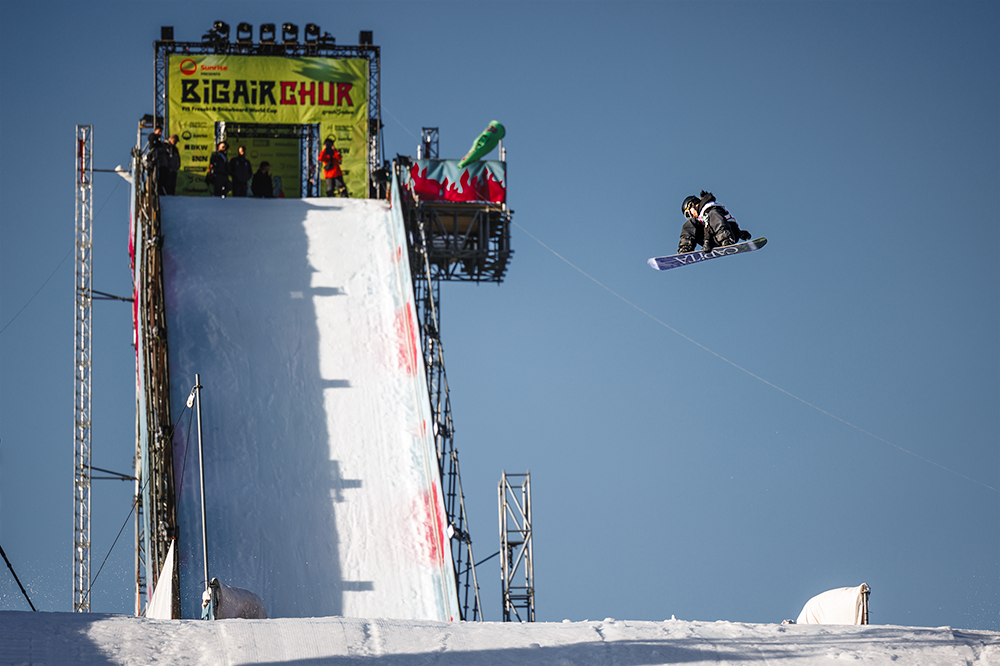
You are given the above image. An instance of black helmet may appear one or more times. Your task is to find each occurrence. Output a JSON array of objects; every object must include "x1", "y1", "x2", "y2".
[{"x1": 681, "y1": 195, "x2": 699, "y2": 216}]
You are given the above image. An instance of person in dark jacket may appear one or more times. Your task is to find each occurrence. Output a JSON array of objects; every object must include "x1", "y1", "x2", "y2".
[
  {"x1": 162, "y1": 134, "x2": 181, "y2": 195},
  {"x1": 251, "y1": 162, "x2": 275, "y2": 198},
  {"x1": 677, "y1": 191, "x2": 751, "y2": 254},
  {"x1": 229, "y1": 145, "x2": 253, "y2": 197},
  {"x1": 208, "y1": 142, "x2": 231, "y2": 197},
  {"x1": 148, "y1": 128, "x2": 171, "y2": 195}
]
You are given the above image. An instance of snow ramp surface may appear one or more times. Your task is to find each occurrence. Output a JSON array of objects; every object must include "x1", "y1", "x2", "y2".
[{"x1": 160, "y1": 196, "x2": 459, "y2": 620}]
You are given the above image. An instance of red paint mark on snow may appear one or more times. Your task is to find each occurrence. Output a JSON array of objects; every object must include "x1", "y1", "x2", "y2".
[
  {"x1": 394, "y1": 304, "x2": 419, "y2": 376},
  {"x1": 416, "y1": 483, "x2": 447, "y2": 566},
  {"x1": 133, "y1": 285, "x2": 140, "y2": 378}
]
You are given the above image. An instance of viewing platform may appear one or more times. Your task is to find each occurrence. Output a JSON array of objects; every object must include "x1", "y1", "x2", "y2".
[{"x1": 400, "y1": 158, "x2": 513, "y2": 283}]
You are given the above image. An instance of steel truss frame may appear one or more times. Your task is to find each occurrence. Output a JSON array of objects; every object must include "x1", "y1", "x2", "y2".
[
  {"x1": 499, "y1": 471, "x2": 534, "y2": 622},
  {"x1": 74, "y1": 125, "x2": 94, "y2": 612},
  {"x1": 214, "y1": 121, "x2": 321, "y2": 198},
  {"x1": 132, "y1": 133, "x2": 179, "y2": 616},
  {"x1": 153, "y1": 36, "x2": 383, "y2": 197},
  {"x1": 398, "y1": 156, "x2": 515, "y2": 619},
  {"x1": 409, "y1": 215, "x2": 483, "y2": 621},
  {"x1": 412, "y1": 203, "x2": 512, "y2": 282},
  {"x1": 419, "y1": 128, "x2": 439, "y2": 159}
]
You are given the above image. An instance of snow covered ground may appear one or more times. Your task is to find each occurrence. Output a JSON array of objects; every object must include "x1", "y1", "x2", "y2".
[
  {"x1": 158, "y1": 196, "x2": 456, "y2": 620},
  {"x1": 3, "y1": 611, "x2": 998, "y2": 665},
  {"x1": 90, "y1": 193, "x2": 999, "y2": 665}
]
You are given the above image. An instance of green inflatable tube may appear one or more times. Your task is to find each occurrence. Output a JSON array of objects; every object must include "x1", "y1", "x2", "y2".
[{"x1": 458, "y1": 121, "x2": 505, "y2": 168}]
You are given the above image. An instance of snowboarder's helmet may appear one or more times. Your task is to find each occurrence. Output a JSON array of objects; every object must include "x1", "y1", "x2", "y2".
[{"x1": 681, "y1": 195, "x2": 699, "y2": 216}]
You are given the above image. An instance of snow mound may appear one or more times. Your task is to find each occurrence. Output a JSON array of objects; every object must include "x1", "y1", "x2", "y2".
[{"x1": 2, "y1": 611, "x2": 998, "y2": 665}]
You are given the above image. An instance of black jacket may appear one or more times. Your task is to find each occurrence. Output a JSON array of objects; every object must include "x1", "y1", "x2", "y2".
[
  {"x1": 230, "y1": 155, "x2": 253, "y2": 185},
  {"x1": 209, "y1": 150, "x2": 230, "y2": 181},
  {"x1": 164, "y1": 142, "x2": 181, "y2": 171},
  {"x1": 252, "y1": 170, "x2": 274, "y2": 198}
]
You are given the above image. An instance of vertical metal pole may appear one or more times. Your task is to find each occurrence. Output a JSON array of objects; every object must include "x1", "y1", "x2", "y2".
[
  {"x1": 499, "y1": 472, "x2": 508, "y2": 620},
  {"x1": 523, "y1": 473, "x2": 534, "y2": 622},
  {"x1": 134, "y1": 466, "x2": 141, "y2": 616},
  {"x1": 194, "y1": 374, "x2": 209, "y2": 592},
  {"x1": 73, "y1": 125, "x2": 93, "y2": 613}
]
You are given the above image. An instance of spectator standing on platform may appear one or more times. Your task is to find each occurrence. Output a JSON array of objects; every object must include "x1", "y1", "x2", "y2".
[
  {"x1": 148, "y1": 127, "x2": 171, "y2": 195},
  {"x1": 208, "y1": 141, "x2": 231, "y2": 197},
  {"x1": 319, "y1": 138, "x2": 348, "y2": 197},
  {"x1": 229, "y1": 145, "x2": 253, "y2": 197},
  {"x1": 147, "y1": 126, "x2": 164, "y2": 156},
  {"x1": 252, "y1": 162, "x2": 275, "y2": 198},
  {"x1": 162, "y1": 134, "x2": 181, "y2": 195}
]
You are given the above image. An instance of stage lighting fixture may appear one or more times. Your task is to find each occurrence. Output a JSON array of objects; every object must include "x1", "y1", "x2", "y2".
[
  {"x1": 282, "y1": 23, "x2": 299, "y2": 44},
  {"x1": 237, "y1": 22, "x2": 253, "y2": 43},
  {"x1": 260, "y1": 23, "x2": 276, "y2": 44},
  {"x1": 160, "y1": 26, "x2": 174, "y2": 41},
  {"x1": 304, "y1": 23, "x2": 320, "y2": 44},
  {"x1": 202, "y1": 21, "x2": 229, "y2": 44},
  {"x1": 359, "y1": 30, "x2": 373, "y2": 46}
]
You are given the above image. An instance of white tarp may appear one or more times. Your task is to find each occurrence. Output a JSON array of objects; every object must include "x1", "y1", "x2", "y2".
[
  {"x1": 203, "y1": 578, "x2": 268, "y2": 619},
  {"x1": 796, "y1": 584, "x2": 869, "y2": 625},
  {"x1": 161, "y1": 197, "x2": 459, "y2": 620},
  {"x1": 145, "y1": 540, "x2": 176, "y2": 619}
]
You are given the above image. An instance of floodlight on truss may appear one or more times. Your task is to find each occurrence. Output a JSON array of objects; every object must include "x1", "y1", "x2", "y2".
[
  {"x1": 304, "y1": 23, "x2": 320, "y2": 44},
  {"x1": 202, "y1": 21, "x2": 229, "y2": 44},
  {"x1": 237, "y1": 23, "x2": 253, "y2": 44},
  {"x1": 283, "y1": 23, "x2": 298, "y2": 44}
]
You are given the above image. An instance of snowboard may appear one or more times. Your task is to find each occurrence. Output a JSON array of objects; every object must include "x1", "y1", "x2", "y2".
[{"x1": 648, "y1": 237, "x2": 767, "y2": 271}]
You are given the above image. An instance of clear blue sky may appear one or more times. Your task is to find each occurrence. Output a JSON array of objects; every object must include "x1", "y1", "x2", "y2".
[{"x1": 1, "y1": 1, "x2": 997, "y2": 630}]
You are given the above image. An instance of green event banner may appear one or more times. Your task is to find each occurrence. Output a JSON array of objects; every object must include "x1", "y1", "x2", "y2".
[{"x1": 167, "y1": 54, "x2": 368, "y2": 197}]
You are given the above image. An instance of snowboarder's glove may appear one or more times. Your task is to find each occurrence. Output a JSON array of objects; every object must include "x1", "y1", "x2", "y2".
[{"x1": 739, "y1": 230, "x2": 751, "y2": 241}]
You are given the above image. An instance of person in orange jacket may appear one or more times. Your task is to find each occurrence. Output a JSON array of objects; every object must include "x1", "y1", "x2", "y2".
[{"x1": 318, "y1": 138, "x2": 348, "y2": 197}]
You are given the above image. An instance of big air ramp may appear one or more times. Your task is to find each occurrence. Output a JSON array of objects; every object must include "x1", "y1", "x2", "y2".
[{"x1": 160, "y1": 196, "x2": 459, "y2": 620}]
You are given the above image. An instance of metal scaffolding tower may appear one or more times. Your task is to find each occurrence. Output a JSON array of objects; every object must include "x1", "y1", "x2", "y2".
[
  {"x1": 499, "y1": 471, "x2": 534, "y2": 622},
  {"x1": 419, "y1": 127, "x2": 439, "y2": 159},
  {"x1": 398, "y1": 134, "x2": 515, "y2": 619},
  {"x1": 73, "y1": 125, "x2": 94, "y2": 612},
  {"x1": 132, "y1": 123, "x2": 179, "y2": 616},
  {"x1": 153, "y1": 27, "x2": 384, "y2": 197},
  {"x1": 408, "y1": 214, "x2": 483, "y2": 621}
]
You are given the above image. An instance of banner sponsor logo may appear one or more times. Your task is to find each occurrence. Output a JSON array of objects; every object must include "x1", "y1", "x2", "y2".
[
  {"x1": 178, "y1": 80, "x2": 355, "y2": 107},
  {"x1": 168, "y1": 54, "x2": 368, "y2": 197}
]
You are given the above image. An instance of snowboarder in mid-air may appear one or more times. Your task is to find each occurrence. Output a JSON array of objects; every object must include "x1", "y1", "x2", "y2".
[
  {"x1": 648, "y1": 191, "x2": 765, "y2": 271},
  {"x1": 677, "y1": 191, "x2": 751, "y2": 254}
]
